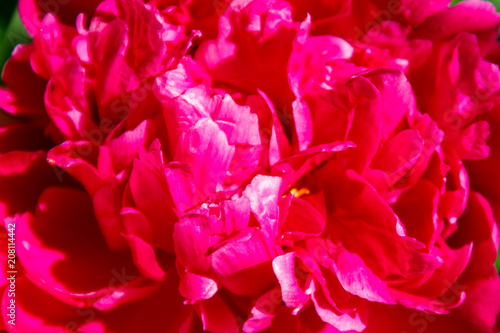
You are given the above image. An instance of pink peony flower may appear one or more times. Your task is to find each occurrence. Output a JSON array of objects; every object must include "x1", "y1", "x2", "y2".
[{"x1": 0, "y1": 0, "x2": 499, "y2": 332}]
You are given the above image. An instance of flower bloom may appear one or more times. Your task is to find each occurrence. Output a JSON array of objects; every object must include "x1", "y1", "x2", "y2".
[{"x1": 0, "y1": 0, "x2": 499, "y2": 332}]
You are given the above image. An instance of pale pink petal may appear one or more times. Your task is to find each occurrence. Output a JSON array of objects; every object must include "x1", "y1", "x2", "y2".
[
  {"x1": 243, "y1": 175, "x2": 282, "y2": 241},
  {"x1": 272, "y1": 252, "x2": 310, "y2": 309},
  {"x1": 179, "y1": 271, "x2": 218, "y2": 301},
  {"x1": 310, "y1": 280, "x2": 366, "y2": 332}
]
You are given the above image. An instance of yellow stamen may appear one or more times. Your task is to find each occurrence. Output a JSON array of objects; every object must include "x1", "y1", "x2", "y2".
[{"x1": 290, "y1": 187, "x2": 310, "y2": 198}]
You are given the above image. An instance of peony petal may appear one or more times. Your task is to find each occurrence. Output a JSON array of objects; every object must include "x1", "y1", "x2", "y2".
[
  {"x1": 242, "y1": 287, "x2": 285, "y2": 333},
  {"x1": 195, "y1": 0, "x2": 298, "y2": 110},
  {"x1": 370, "y1": 129, "x2": 424, "y2": 186},
  {"x1": 271, "y1": 141, "x2": 355, "y2": 190},
  {"x1": 123, "y1": 234, "x2": 166, "y2": 281},
  {"x1": 292, "y1": 99, "x2": 313, "y2": 151},
  {"x1": 0, "y1": 151, "x2": 59, "y2": 220},
  {"x1": 174, "y1": 117, "x2": 235, "y2": 199},
  {"x1": 211, "y1": 228, "x2": 277, "y2": 296},
  {"x1": 2, "y1": 273, "x2": 201, "y2": 333},
  {"x1": 342, "y1": 75, "x2": 382, "y2": 173},
  {"x1": 280, "y1": 197, "x2": 326, "y2": 243},
  {"x1": 310, "y1": 280, "x2": 366, "y2": 332},
  {"x1": 410, "y1": 0, "x2": 500, "y2": 42},
  {"x1": 165, "y1": 162, "x2": 199, "y2": 216},
  {"x1": 16, "y1": 187, "x2": 156, "y2": 310},
  {"x1": 179, "y1": 271, "x2": 218, "y2": 301},
  {"x1": 220, "y1": 196, "x2": 251, "y2": 235},
  {"x1": 323, "y1": 169, "x2": 439, "y2": 280},
  {"x1": 104, "y1": 120, "x2": 156, "y2": 173},
  {"x1": 195, "y1": 293, "x2": 240, "y2": 333},
  {"x1": 129, "y1": 155, "x2": 177, "y2": 251},
  {"x1": 154, "y1": 58, "x2": 211, "y2": 101},
  {"x1": 306, "y1": 238, "x2": 396, "y2": 305},
  {"x1": 19, "y1": 0, "x2": 101, "y2": 36},
  {"x1": 459, "y1": 120, "x2": 491, "y2": 160},
  {"x1": 448, "y1": 191, "x2": 499, "y2": 282},
  {"x1": 391, "y1": 179, "x2": 440, "y2": 249},
  {"x1": 173, "y1": 215, "x2": 212, "y2": 272},
  {"x1": 272, "y1": 252, "x2": 310, "y2": 310},
  {"x1": 243, "y1": 175, "x2": 282, "y2": 242},
  {"x1": 0, "y1": 44, "x2": 46, "y2": 117}
]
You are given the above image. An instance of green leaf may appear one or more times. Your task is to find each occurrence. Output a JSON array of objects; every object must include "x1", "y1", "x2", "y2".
[
  {"x1": 496, "y1": 247, "x2": 500, "y2": 275},
  {"x1": 0, "y1": 5, "x2": 31, "y2": 83}
]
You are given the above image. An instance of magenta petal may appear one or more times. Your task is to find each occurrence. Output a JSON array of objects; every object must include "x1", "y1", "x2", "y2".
[
  {"x1": 459, "y1": 120, "x2": 491, "y2": 160},
  {"x1": 411, "y1": 0, "x2": 500, "y2": 41},
  {"x1": 92, "y1": 19, "x2": 139, "y2": 123},
  {"x1": 162, "y1": 85, "x2": 212, "y2": 152},
  {"x1": 360, "y1": 68, "x2": 414, "y2": 142},
  {"x1": 104, "y1": 119, "x2": 156, "y2": 173},
  {"x1": 0, "y1": 44, "x2": 46, "y2": 116},
  {"x1": 306, "y1": 238, "x2": 396, "y2": 305},
  {"x1": 280, "y1": 197, "x2": 326, "y2": 243},
  {"x1": 212, "y1": 228, "x2": 276, "y2": 276},
  {"x1": 248, "y1": 90, "x2": 293, "y2": 166},
  {"x1": 329, "y1": 248, "x2": 395, "y2": 304},
  {"x1": 2, "y1": 276, "x2": 82, "y2": 333},
  {"x1": 272, "y1": 252, "x2": 309, "y2": 309},
  {"x1": 16, "y1": 187, "x2": 155, "y2": 310},
  {"x1": 342, "y1": 76, "x2": 382, "y2": 173},
  {"x1": 195, "y1": 0, "x2": 297, "y2": 109},
  {"x1": 48, "y1": 141, "x2": 130, "y2": 251},
  {"x1": 123, "y1": 234, "x2": 166, "y2": 281},
  {"x1": 310, "y1": 280, "x2": 366, "y2": 332},
  {"x1": 220, "y1": 196, "x2": 251, "y2": 235},
  {"x1": 242, "y1": 287, "x2": 284, "y2": 333},
  {"x1": 18, "y1": 0, "x2": 44, "y2": 36},
  {"x1": 154, "y1": 59, "x2": 211, "y2": 101},
  {"x1": 370, "y1": 129, "x2": 424, "y2": 186},
  {"x1": 174, "y1": 117, "x2": 235, "y2": 198},
  {"x1": 129, "y1": 156, "x2": 176, "y2": 251},
  {"x1": 32, "y1": 13, "x2": 77, "y2": 79},
  {"x1": 121, "y1": 207, "x2": 153, "y2": 242},
  {"x1": 173, "y1": 215, "x2": 211, "y2": 272},
  {"x1": 395, "y1": 0, "x2": 450, "y2": 25},
  {"x1": 214, "y1": 95, "x2": 262, "y2": 185},
  {"x1": 288, "y1": 15, "x2": 310, "y2": 100},
  {"x1": 0, "y1": 150, "x2": 58, "y2": 220},
  {"x1": 211, "y1": 228, "x2": 277, "y2": 296},
  {"x1": 293, "y1": 99, "x2": 313, "y2": 151},
  {"x1": 2, "y1": 272, "x2": 200, "y2": 333},
  {"x1": 179, "y1": 271, "x2": 218, "y2": 301},
  {"x1": 271, "y1": 141, "x2": 355, "y2": 190},
  {"x1": 392, "y1": 243, "x2": 472, "y2": 313},
  {"x1": 214, "y1": 95, "x2": 260, "y2": 147},
  {"x1": 196, "y1": 294, "x2": 240, "y2": 333},
  {"x1": 243, "y1": 175, "x2": 282, "y2": 241},
  {"x1": 448, "y1": 191, "x2": 500, "y2": 281},
  {"x1": 115, "y1": 0, "x2": 168, "y2": 79},
  {"x1": 270, "y1": 114, "x2": 293, "y2": 166},
  {"x1": 324, "y1": 169, "x2": 437, "y2": 280},
  {"x1": 391, "y1": 179, "x2": 440, "y2": 249},
  {"x1": 47, "y1": 141, "x2": 103, "y2": 194},
  {"x1": 165, "y1": 162, "x2": 199, "y2": 216},
  {"x1": 454, "y1": 275, "x2": 500, "y2": 332},
  {"x1": 19, "y1": 0, "x2": 101, "y2": 36}
]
